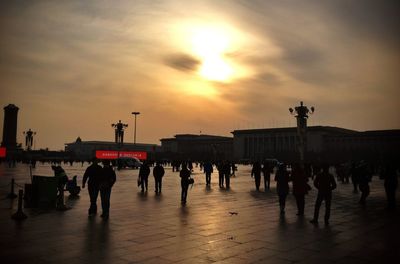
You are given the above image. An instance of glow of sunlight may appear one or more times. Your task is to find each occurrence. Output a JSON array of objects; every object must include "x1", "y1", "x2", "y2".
[
  {"x1": 183, "y1": 80, "x2": 219, "y2": 97},
  {"x1": 190, "y1": 26, "x2": 234, "y2": 82}
]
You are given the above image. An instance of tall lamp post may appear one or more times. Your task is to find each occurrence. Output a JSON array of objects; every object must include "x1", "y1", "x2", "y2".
[
  {"x1": 23, "y1": 129, "x2": 36, "y2": 151},
  {"x1": 289, "y1": 101, "x2": 314, "y2": 165},
  {"x1": 131, "y1": 112, "x2": 140, "y2": 144}
]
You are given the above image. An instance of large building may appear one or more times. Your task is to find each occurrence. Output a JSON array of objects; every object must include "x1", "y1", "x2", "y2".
[
  {"x1": 160, "y1": 134, "x2": 233, "y2": 160},
  {"x1": 232, "y1": 126, "x2": 400, "y2": 163},
  {"x1": 65, "y1": 137, "x2": 160, "y2": 160}
]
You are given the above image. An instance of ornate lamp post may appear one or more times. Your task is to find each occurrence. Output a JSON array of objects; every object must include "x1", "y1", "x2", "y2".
[
  {"x1": 23, "y1": 129, "x2": 36, "y2": 151},
  {"x1": 131, "y1": 112, "x2": 140, "y2": 144},
  {"x1": 111, "y1": 120, "x2": 128, "y2": 145},
  {"x1": 289, "y1": 101, "x2": 315, "y2": 164}
]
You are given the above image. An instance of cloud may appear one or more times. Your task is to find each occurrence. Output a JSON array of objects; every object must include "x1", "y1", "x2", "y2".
[{"x1": 164, "y1": 53, "x2": 200, "y2": 72}]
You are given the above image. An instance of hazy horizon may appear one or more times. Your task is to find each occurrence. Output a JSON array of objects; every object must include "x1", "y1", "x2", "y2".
[{"x1": 1, "y1": 0, "x2": 399, "y2": 150}]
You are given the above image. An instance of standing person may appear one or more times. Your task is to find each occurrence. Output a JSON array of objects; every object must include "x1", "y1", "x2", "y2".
[
  {"x1": 262, "y1": 162, "x2": 273, "y2": 190},
  {"x1": 153, "y1": 162, "x2": 165, "y2": 194},
  {"x1": 310, "y1": 164, "x2": 337, "y2": 225},
  {"x1": 138, "y1": 161, "x2": 150, "y2": 193},
  {"x1": 52, "y1": 165, "x2": 68, "y2": 209},
  {"x1": 383, "y1": 162, "x2": 398, "y2": 210},
  {"x1": 291, "y1": 163, "x2": 310, "y2": 216},
  {"x1": 275, "y1": 163, "x2": 290, "y2": 215},
  {"x1": 203, "y1": 161, "x2": 213, "y2": 186},
  {"x1": 350, "y1": 162, "x2": 359, "y2": 193},
  {"x1": 251, "y1": 162, "x2": 262, "y2": 191},
  {"x1": 217, "y1": 162, "x2": 224, "y2": 188},
  {"x1": 223, "y1": 161, "x2": 232, "y2": 189},
  {"x1": 99, "y1": 160, "x2": 116, "y2": 219},
  {"x1": 180, "y1": 164, "x2": 191, "y2": 204},
  {"x1": 358, "y1": 161, "x2": 372, "y2": 205},
  {"x1": 82, "y1": 159, "x2": 103, "y2": 216},
  {"x1": 231, "y1": 162, "x2": 236, "y2": 177}
]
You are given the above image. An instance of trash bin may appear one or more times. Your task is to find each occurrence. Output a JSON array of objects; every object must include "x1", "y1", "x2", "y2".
[{"x1": 32, "y1": 175, "x2": 57, "y2": 208}]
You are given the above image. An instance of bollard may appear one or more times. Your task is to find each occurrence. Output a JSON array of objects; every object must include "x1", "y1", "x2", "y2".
[
  {"x1": 56, "y1": 188, "x2": 68, "y2": 211},
  {"x1": 7, "y1": 179, "x2": 17, "y2": 199},
  {"x1": 12, "y1": 190, "x2": 27, "y2": 220}
]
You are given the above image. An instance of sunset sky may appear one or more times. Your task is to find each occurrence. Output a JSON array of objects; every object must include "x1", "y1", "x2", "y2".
[{"x1": 1, "y1": 0, "x2": 399, "y2": 150}]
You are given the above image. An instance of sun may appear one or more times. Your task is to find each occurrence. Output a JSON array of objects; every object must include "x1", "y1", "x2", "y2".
[{"x1": 189, "y1": 26, "x2": 235, "y2": 82}]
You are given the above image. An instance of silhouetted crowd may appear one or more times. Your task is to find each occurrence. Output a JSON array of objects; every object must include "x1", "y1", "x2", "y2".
[{"x1": 2, "y1": 157, "x2": 398, "y2": 222}]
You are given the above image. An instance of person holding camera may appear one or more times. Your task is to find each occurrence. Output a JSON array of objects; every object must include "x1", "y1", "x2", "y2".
[{"x1": 180, "y1": 164, "x2": 192, "y2": 204}]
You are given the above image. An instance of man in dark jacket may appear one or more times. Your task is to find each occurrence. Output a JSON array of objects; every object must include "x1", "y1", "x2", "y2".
[
  {"x1": 310, "y1": 164, "x2": 337, "y2": 225},
  {"x1": 82, "y1": 159, "x2": 103, "y2": 216},
  {"x1": 180, "y1": 164, "x2": 191, "y2": 204},
  {"x1": 99, "y1": 160, "x2": 116, "y2": 219},
  {"x1": 153, "y1": 162, "x2": 165, "y2": 194},
  {"x1": 203, "y1": 161, "x2": 213, "y2": 186},
  {"x1": 138, "y1": 162, "x2": 150, "y2": 192},
  {"x1": 251, "y1": 162, "x2": 262, "y2": 191}
]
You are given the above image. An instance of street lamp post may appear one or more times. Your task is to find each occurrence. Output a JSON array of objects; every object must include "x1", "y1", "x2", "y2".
[
  {"x1": 289, "y1": 101, "x2": 315, "y2": 165},
  {"x1": 131, "y1": 112, "x2": 140, "y2": 144}
]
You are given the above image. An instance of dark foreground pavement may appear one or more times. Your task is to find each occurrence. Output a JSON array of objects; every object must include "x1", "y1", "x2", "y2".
[{"x1": 0, "y1": 163, "x2": 399, "y2": 263}]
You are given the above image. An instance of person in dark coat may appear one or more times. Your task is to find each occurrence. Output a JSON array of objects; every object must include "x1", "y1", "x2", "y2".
[
  {"x1": 153, "y1": 162, "x2": 165, "y2": 194},
  {"x1": 138, "y1": 162, "x2": 150, "y2": 192},
  {"x1": 82, "y1": 160, "x2": 103, "y2": 215},
  {"x1": 358, "y1": 162, "x2": 372, "y2": 205},
  {"x1": 275, "y1": 163, "x2": 290, "y2": 214},
  {"x1": 217, "y1": 162, "x2": 224, "y2": 188},
  {"x1": 350, "y1": 162, "x2": 359, "y2": 193},
  {"x1": 383, "y1": 162, "x2": 398, "y2": 210},
  {"x1": 203, "y1": 161, "x2": 213, "y2": 186},
  {"x1": 291, "y1": 163, "x2": 310, "y2": 216},
  {"x1": 223, "y1": 161, "x2": 231, "y2": 189},
  {"x1": 262, "y1": 162, "x2": 274, "y2": 190},
  {"x1": 251, "y1": 162, "x2": 262, "y2": 191},
  {"x1": 99, "y1": 160, "x2": 116, "y2": 219},
  {"x1": 310, "y1": 164, "x2": 336, "y2": 225},
  {"x1": 180, "y1": 164, "x2": 191, "y2": 204}
]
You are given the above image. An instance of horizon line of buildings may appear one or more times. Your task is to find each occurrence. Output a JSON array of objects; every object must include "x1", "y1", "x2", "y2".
[{"x1": 2, "y1": 104, "x2": 400, "y2": 163}]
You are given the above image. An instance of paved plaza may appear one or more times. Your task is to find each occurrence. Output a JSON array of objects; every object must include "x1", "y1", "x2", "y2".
[{"x1": 0, "y1": 163, "x2": 399, "y2": 264}]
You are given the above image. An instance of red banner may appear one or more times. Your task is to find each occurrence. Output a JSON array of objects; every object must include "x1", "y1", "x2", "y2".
[
  {"x1": 0, "y1": 147, "x2": 6, "y2": 158},
  {"x1": 95, "y1": 150, "x2": 147, "y2": 160}
]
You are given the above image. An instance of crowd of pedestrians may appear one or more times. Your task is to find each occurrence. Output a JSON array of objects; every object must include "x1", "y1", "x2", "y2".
[{"x1": 42, "y1": 158, "x2": 398, "y2": 222}]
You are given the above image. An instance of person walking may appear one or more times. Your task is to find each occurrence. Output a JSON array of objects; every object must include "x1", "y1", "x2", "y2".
[
  {"x1": 180, "y1": 164, "x2": 191, "y2": 204},
  {"x1": 251, "y1": 162, "x2": 262, "y2": 191},
  {"x1": 383, "y1": 162, "x2": 398, "y2": 210},
  {"x1": 291, "y1": 163, "x2": 310, "y2": 216},
  {"x1": 262, "y1": 162, "x2": 273, "y2": 190},
  {"x1": 82, "y1": 159, "x2": 103, "y2": 216},
  {"x1": 350, "y1": 162, "x2": 359, "y2": 193},
  {"x1": 223, "y1": 161, "x2": 232, "y2": 189},
  {"x1": 358, "y1": 161, "x2": 372, "y2": 205},
  {"x1": 153, "y1": 162, "x2": 165, "y2": 194},
  {"x1": 275, "y1": 163, "x2": 290, "y2": 215},
  {"x1": 203, "y1": 161, "x2": 213, "y2": 186},
  {"x1": 99, "y1": 160, "x2": 116, "y2": 219},
  {"x1": 138, "y1": 161, "x2": 150, "y2": 192},
  {"x1": 310, "y1": 164, "x2": 337, "y2": 225},
  {"x1": 217, "y1": 162, "x2": 224, "y2": 188}
]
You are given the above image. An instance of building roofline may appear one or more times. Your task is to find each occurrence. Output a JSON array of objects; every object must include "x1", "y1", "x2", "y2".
[
  {"x1": 231, "y1": 126, "x2": 357, "y2": 135},
  {"x1": 65, "y1": 141, "x2": 159, "y2": 146}
]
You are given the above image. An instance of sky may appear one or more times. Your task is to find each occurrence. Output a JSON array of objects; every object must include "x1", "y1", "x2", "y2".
[{"x1": 0, "y1": 0, "x2": 399, "y2": 150}]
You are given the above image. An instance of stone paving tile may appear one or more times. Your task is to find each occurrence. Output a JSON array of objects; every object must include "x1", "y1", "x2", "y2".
[{"x1": 0, "y1": 163, "x2": 399, "y2": 263}]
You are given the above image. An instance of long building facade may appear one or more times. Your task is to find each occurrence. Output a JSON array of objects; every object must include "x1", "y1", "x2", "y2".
[
  {"x1": 160, "y1": 134, "x2": 233, "y2": 161},
  {"x1": 65, "y1": 137, "x2": 160, "y2": 160},
  {"x1": 232, "y1": 126, "x2": 400, "y2": 163}
]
